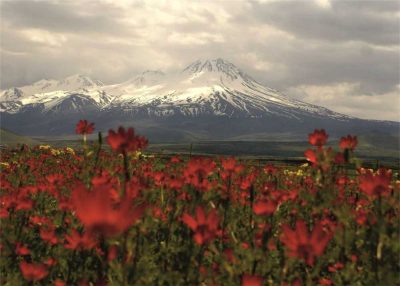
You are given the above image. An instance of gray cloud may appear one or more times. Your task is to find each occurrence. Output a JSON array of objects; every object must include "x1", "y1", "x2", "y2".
[
  {"x1": 257, "y1": 40, "x2": 399, "y2": 94},
  {"x1": 0, "y1": 0, "x2": 399, "y2": 120},
  {"x1": 285, "y1": 82, "x2": 400, "y2": 121},
  {"x1": 248, "y1": 0, "x2": 400, "y2": 45},
  {"x1": 2, "y1": 1, "x2": 128, "y2": 35}
]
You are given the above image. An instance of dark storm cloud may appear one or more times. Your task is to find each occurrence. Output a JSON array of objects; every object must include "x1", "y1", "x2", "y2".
[{"x1": 248, "y1": 0, "x2": 400, "y2": 45}]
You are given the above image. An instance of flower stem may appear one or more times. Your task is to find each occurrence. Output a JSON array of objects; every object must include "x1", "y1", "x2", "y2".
[{"x1": 122, "y1": 152, "x2": 130, "y2": 196}]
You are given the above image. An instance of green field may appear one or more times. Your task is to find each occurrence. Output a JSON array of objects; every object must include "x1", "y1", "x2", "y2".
[{"x1": 1, "y1": 128, "x2": 398, "y2": 169}]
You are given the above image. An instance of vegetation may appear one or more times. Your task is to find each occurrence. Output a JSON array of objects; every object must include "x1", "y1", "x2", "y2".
[
  {"x1": 0, "y1": 121, "x2": 399, "y2": 285},
  {"x1": 0, "y1": 128, "x2": 41, "y2": 147}
]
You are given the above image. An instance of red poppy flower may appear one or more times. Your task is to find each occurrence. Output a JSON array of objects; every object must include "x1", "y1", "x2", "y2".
[
  {"x1": 242, "y1": 274, "x2": 263, "y2": 286},
  {"x1": 107, "y1": 127, "x2": 148, "y2": 154},
  {"x1": 55, "y1": 279, "x2": 67, "y2": 286},
  {"x1": 170, "y1": 156, "x2": 180, "y2": 163},
  {"x1": 20, "y1": 261, "x2": 49, "y2": 281},
  {"x1": 308, "y1": 129, "x2": 328, "y2": 147},
  {"x1": 221, "y1": 157, "x2": 237, "y2": 172},
  {"x1": 64, "y1": 229, "x2": 98, "y2": 250},
  {"x1": 339, "y1": 135, "x2": 358, "y2": 150},
  {"x1": 15, "y1": 243, "x2": 30, "y2": 256},
  {"x1": 44, "y1": 257, "x2": 57, "y2": 267},
  {"x1": 167, "y1": 176, "x2": 184, "y2": 191},
  {"x1": 242, "y1": 242, "x2": 250, "y2": 249},
  {"x1": 319, "y1": 278, "x2": 333, "y2": 285},
  {"x1": 3, "y1": 189, "x2": 34, "y2": 211},
  {"x1": 353, "y1": 209, "x2": 369, "y2": 225},
  {"x1": 71, "y1": 183, "x2": 146, "y2": 237},
  {"x1": 46, "y1": 173, "x2": 65, "y2": 185},
  {"x1": 263, "y1": 164, "x2": 278, "y2": 175},
  {"x1": 153, "y1": 171, "x2": 165, "y2": 186},
  {"x1": 29, "y1": 215, "x2": 51, "y2": 227},
  {"x1": 239, "y1": 173, "x2": 257, "y2": 191},
  {"x1": 183, "y1": 157, "x2": 216, "y2": 192},
  {"x1": 328, "y1": 262, "x2": 344, "y2": 272},
  {"x1": 358, "y1": 168, "x2": 391, "y2": 198},
  {"x1": 304, "y1": 149, "x2": 318, "y2": 165},
  {"x1": 182, "y1": 206, "x2": 220, "y2": 245},
  {"x1": 75, "y1": 120, "x2": 95, "y2": 135},
  {"x1": 253, "y1": 199, "x2": 276, "y2": 216},
  {"x1": 280, "y1": 220, "x2": 333, "y2": 266},
  {"x1": 40, "y1": 226, "x2": 58, "y2": 245}
]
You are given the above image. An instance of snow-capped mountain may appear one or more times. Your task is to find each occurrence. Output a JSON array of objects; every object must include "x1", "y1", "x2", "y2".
[
  {"x1": 1, "y1": 58, "x2": 398, "y2": 140},
  {"x1": 106, "y1": 58, "x2": 348, "y2": 119},
  {"x1": 0, "y1": 74, "x2": 105, "y2": 113},
  {"x1": 0, "y1": 59, "x2": 348, "y2": 118},
  {"x1": 2, "y1": 74, "x2": 103, "y2": 99}
]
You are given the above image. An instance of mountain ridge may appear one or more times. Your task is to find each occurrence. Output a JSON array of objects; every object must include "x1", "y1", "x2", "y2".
[
  {"x1": 1, "y1": 58, "x2": 398, "y2": 140},
  {"x1": 1, "y1": 58, "x2": 352, "y2": 120}
]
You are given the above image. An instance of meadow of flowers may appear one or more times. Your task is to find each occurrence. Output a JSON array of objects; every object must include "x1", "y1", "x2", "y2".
[{"x1": 0, "y1": 120, "x2": 399, "y2": 285}]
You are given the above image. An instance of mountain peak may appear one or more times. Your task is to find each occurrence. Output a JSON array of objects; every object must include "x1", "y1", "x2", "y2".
[
  {"x1": 33, "y1": 78, "x2": 54, "y2": 85},
  {"x1": 64, "y1": 73, "x2": 89, "y2": 81},
  {"x1": 60, "y1": 74, "x2": 103, "y2": 87},
  {"x1": 123, "y1": 70, "x2": 165, "y2": 87},
  {"x1": 182, "y1": 58, "x2": 256, "y2": 84},
  {"x1": 141, "y1": 70, "x2": 165, "y2": 76},
  {"x1": 183, "y1": 58, "x2": 236, "y2": 73}
]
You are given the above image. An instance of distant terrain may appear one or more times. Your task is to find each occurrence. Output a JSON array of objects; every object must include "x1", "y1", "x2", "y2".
[
  {"x1": 2, "y1": 128, "x2": 397, "y2": 168},
  {"x1": 0, "y1": 128, "x2": 41, "y2": 146}
]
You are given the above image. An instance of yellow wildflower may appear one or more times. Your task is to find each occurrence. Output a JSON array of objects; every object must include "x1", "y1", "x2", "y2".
[
  {"x1": 51, "y1": 149, "x2": 62, "y2": 156},
  {"x1": 65, "y1": 147, "x2": 75, "y2": 155},
  {"x1": 39, "y1": 145, "x2": 51, "y2": 150},
  {"x1": 131, "y1": 150, "x2": 142, "y2": 160},
  {"x1": 0, "y1": 162, "x2": 10, "y2": 168}
]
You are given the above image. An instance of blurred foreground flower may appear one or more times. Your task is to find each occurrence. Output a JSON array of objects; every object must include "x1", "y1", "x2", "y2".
[
  {"x1": 20, "y1": 261, "x2": 48, "y2": 282},
  {"x1": 182, "y1": 206, "x2": 220, "y2": 245},
  {"x1": 107, "y1": 127, "x2": 148, "y2": 154},
  {"x1": 64, "y1": 229, "x2": 98, "y2": 250},
  {"x1": 71, "y1": 183, "x2": 146, "y2": 237},
  {"x1": 242, "y1": 273, "x2": 263, "y2": 286},
  {"x1": 253, "y1": 199, "x2": 276, "y2": 216},
  {"x1": 358, "y1": 168, "x2": 392, "y2": 198},
  {"x1": 280, "y1": 220, "x2": 333, "y2": 266},
  {"x1": 308, "y1": 129, "x2": 328, "y2": 148}
]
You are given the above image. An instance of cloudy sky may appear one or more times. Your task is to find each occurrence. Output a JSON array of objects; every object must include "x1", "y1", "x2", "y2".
[{"x1": 1, "y1": 0, "x2": 399, "y2": 120}]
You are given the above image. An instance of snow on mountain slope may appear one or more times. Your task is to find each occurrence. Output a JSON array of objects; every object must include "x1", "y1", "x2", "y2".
[
  {"x1": 0, "y1": 74, "x2": 106, "y2": 113},
  {"x1": 103, "y1": 70, "x2": 166, "y2": 103},
  {"x1": 107, "y1": 58, "x2": 350, "y2": 120},
  {"x1": 0, "y1": 59, "x2": 351, "y2": 120},
  {"x1": 37, "y1": 90, "x2": 113, "y2": 113},
  {"x1": 122, "y1": 70, "x2": 165, "y2": 87},
  {"x1": 1, "y1": 74, "x2": 103, "y2": 99}
]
